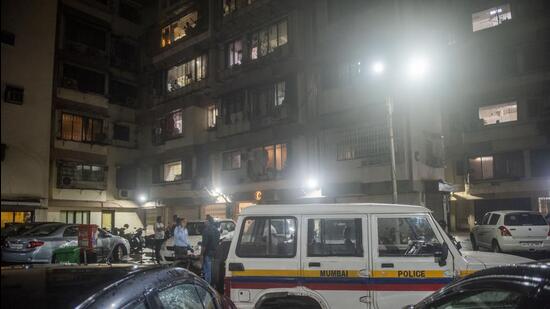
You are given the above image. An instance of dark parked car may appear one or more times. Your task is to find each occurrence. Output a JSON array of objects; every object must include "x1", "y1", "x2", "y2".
[
  {"x1": 407, "y1": 262, "x2": 550, "y2": 309},
  {"x1": 1, "y1": 264, "x2": 236, "y2": 309}
]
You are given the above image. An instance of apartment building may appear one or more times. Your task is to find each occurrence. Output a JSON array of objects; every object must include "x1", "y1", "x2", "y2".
[
  {"x1": 135, "y1": 0, "x2": 455, "y2": 225},
  {"x1": 444, "y1": 0, "x2": 550, "y2": 231},
  {"x1": 45, "y1": 0, "x2": 148, "y2": 231},
  {"x1": 1, "y1": 0, "x2": 58, "y2": 226}
]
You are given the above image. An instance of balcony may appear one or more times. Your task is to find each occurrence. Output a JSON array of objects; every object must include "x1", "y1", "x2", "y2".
[
  {"x1": 463, "y1": 121, "x2": 546, "y2": 147},
  {"x1": 216, "y1": 112, "x2": 250, "y2": 138},
  {"x1": 57, "y1": 86, "x2": 109, "y2": 109}
]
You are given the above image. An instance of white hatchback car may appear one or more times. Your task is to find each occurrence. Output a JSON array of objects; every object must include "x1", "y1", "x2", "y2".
[{"x1": 470, "y1": 211, "x2": 550, "y2": 253}]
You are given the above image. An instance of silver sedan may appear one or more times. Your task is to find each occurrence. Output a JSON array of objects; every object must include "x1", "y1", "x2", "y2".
[{"x1": 2, "y1": 223, "x2": 130, "y2": 263}]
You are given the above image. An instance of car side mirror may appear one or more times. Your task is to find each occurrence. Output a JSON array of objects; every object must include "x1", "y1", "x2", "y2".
[{"x1": 433, "y1": 242, "x2": 449, "y2": 267}]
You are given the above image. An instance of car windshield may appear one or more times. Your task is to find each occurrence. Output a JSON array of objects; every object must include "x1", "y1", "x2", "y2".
[
  {"x1": 21, "y1": 224, "x2": 64, "y2": 236},
  {"x1": 504, "y1": 213, "x2": 547, "y2": 226},
  {"x1": 187, "y1": 222, "x2": 205, "y2": 235}
]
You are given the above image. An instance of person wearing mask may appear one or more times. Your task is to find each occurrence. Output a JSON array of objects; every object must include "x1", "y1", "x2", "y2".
[
  {"x1": 154, "y1": 216, "x2": 165, "y2": 264},
  {"x1": 174, "y1": 218, "x2": 189, "y2": 262},
  {"x1": 201, "y1": 215, "x2": 220, "y2": 285}
]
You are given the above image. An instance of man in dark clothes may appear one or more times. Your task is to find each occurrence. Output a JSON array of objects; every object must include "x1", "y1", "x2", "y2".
[{"x1": 201, "y1": 215, "x2": 220, "y2": 285}]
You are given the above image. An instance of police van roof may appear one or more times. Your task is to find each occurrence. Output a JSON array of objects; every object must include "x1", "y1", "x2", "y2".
[{"x1": 240, "y1": 203, "x2": 430, "y2": 216}]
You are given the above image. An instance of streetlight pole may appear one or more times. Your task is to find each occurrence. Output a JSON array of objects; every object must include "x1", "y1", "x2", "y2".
[{"x1": 386, "y1": 96, "x2": 398, "y2": 204}]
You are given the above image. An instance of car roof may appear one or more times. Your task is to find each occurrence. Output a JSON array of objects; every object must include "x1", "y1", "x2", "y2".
[
  {"x1": 240, "y1": 203, "x2": 429, "y2": 216},
  {"x1": 0, "y1": 264, "x2": 198, "y2": 309}
]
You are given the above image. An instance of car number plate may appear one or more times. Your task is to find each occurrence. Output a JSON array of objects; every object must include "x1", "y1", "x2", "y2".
[
  {"x1": 520, "y1": 241, "x2": 542, "y2": 247},
  {"x1": 12, "y1": 244, "x2": 24, "y2": 249}
]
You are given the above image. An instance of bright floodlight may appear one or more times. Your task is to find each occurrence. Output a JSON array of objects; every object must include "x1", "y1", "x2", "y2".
[
  {"x1": 406, "y1": 56, "x2": 429, "y2": 80},
  {"x1": 138, "y1": 193, "x2": 147, "y2": 203},
  {"x1": 372, "y1": 61, "x2": 385, "y2": 74},
  {"x1": 306, "y1": 178, "x2": 318, "y2": 189},
  {"x1": 213, "y1": 187, "x2": 222, "y2": 195}
]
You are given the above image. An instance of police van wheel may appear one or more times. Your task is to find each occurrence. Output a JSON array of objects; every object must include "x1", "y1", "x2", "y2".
[{"x1": 470, "y1": 234, "x2": 479, "y2": 251}]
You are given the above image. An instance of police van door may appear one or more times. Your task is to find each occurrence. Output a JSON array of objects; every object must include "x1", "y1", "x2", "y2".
[
  {"x1": 371, "y1": 213, "x2": 454, "y2": 309},
  {"x1": 301, "y1": 215, "x2": 371, "y2": 309}
]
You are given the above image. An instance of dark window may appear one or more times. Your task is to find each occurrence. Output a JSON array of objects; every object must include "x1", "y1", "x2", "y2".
[
  {"x1": 116, "y1": 165, "x2": 137, "y2": 189},
  {"x1": 63, "y1": 64, "x2": 106, "y2": 95},
  {"x1": 504, "y1": 212, "x2": 548, "y2": 226},
  {"x1": 531, "y1": 149, "x2": 550, "y2": 177},
  {"x1": 222, "y1": 151, "x2": 241, "y2": 170},
  {"x1": 57, "y1": 161, "x2": 106, "y2": 189},
  {"x1": 488, "y1": 214, "x2": 500, "y2": 225},
  {"x1": 111, "y1": 39, "x2": 138, "y2": 71},
  {"x1": 60, "y1": 112, "x2": 104, "y2": 143},
  {"x1": 307, "y1": 218, "x2": 363, "y2": 257},
  {"x1": 113, "y1": 124, "x2": 130, "y2": 141},
  {"x1": 378, "y1": 216, "x2": 440, "y2": 257},
  {"x1": 226, "y1": 39, "x2": 243, "y2": 67},
  {"x1": 65, "y1": 17, "x2": 106, "y2": 51},
  {"x1": 1, "y1": 31, "x2": 15, "y2": 45},
  {"x1": 237, "y1": 217, "x2": 296, "y2": 258},
  {"x1": 110, "y1": 80, "x2": 137, "y2": 107},
  {"x1": 223, "y1": 0, "x2": 255, "y2": 16},
  {"x1": 118, "y1": 1, "x2": 140, "y2": 23},
  {"x1": 221, "y1": 90, "x2": 246, "y2": 125},
  {"x1": 249, "y1": 81, "x2": 286, "y2": 118},
  {"x1": 4, "y1": 85, "x2": 24, "y2": 104},
  {"x1": 469, "y1": 152, "x2": 524, "y2": 180}
]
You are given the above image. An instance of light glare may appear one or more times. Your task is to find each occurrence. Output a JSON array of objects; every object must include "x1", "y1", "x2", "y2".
[
  {"x1": 138, "y1": 194, "x2": 147, "y2": 203},
  {"x1": 372, "y1": 61, "x2": 385, "y2": 74},
  {"x1": 407, "y1": 56, "x2": 429, "y2": 80},
  {"x1": 306, "y1": 178, "x2": 318, "y2": 189}
]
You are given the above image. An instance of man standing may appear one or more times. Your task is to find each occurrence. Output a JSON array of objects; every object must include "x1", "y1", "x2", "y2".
[
  {"x1": 201, "y1": 215, "x2": 220, "y2": 285},
  {"x1": 174, "y1": 217, "x2": 189, "y2": 263},
  {"x1": 154, "y1": 216, "x2": 165, "y2": 264}
]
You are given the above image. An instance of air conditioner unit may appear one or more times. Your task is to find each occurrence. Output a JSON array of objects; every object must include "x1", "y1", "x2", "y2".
[{"x1": 118, "y1": 189, "x2": 134, "y2": 199}]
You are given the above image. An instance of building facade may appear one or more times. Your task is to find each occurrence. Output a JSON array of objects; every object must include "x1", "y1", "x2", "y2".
[
  {"x1": 444, "y1": 0, "x2": 550, "y2": 231},
  {"x1": 1, "y1": 0, "x2": 58, "y2": 226}
]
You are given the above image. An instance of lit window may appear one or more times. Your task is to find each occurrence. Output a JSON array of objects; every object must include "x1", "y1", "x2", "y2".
[
  {"x1": 478, "y1": 101, "x2": 517, "y2": 125},
  {"x1": 227, "y1": 39, "x2": 243, "y2": 67},
  {"x1": 163, "y1": 161, "x2": 182, "y2": 182},
  {"x1": 249, "y1": 20, "x2": 288, "y2": 60},
  {"x1": 60, "y1": 113, "x2": 104, "y2": 143},
  {"x1": 472, "y1": 4, "x2": 512, "y2": 32},
  {"x1": 207, "y1": 105, "x2": 218, "y2": 129},
  {"x1": 167, "y1": 55, "x2": 207, "y2": 92},
  {"x1": 223, "y1": 0, "x2": 255, "y2": 16},
  {"x1": 223, "y1": 151, "x2": 241, "y2": 169},
  {"x1": 468, "y1": 152, "x2": 524, "y2": 180},
  {"x1": 161, "y1": 11, "x2": 198, "y2": 47}
]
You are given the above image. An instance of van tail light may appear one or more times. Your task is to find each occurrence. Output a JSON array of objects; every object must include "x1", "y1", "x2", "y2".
[
  {"x1": 499, "y1": 226, "x2": 512, "y2": 237},
  {"x1": 27, "y1": 241, "x2": 44, "y2": 248},
  {"x1": 224, "y1": 277, "x2": 231, "y2": 297}
]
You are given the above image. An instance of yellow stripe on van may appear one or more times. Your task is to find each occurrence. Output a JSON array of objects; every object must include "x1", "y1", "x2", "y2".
[
  {"x1": 371, "y1": 270, "x2": 447, "y2": 279},
  {"x1": 231, "y1": 269, "x2": 300, "y2": 277},
  {"x1": 459, "y1": 269, "x2": 478, "y2": 277}
]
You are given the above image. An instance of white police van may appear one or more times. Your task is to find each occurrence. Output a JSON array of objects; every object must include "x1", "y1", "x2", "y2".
[{"x1": 224, "y1": 203, "x2": 531, "y2": 309}]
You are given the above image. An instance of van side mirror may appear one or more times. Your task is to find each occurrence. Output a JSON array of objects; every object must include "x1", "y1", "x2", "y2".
[{"x1": 433, "y1": 242, "x2": 449, "y2": 267}]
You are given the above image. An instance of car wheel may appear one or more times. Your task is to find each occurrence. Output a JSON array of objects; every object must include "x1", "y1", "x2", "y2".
[
  {"x1": 492, "y1": 239, "x2": 502, "y2": 253},
  {"x1": 470, "y1": 234, "x2": 479, "y2": 251}
]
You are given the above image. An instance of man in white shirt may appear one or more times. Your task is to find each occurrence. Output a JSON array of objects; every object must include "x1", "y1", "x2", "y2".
[{"x1": 154, "y1": 216, "x2": 165, "y2": 264}]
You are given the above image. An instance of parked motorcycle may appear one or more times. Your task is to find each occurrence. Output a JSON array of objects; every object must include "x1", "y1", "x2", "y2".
[{"x1": 129, "y1": 228, "x2": 145, "y2": 255}]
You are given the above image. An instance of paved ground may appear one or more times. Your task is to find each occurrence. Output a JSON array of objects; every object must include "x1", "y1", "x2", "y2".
[{"x1": 452, "y1": 232, "x2": 550, "y2": 260}]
